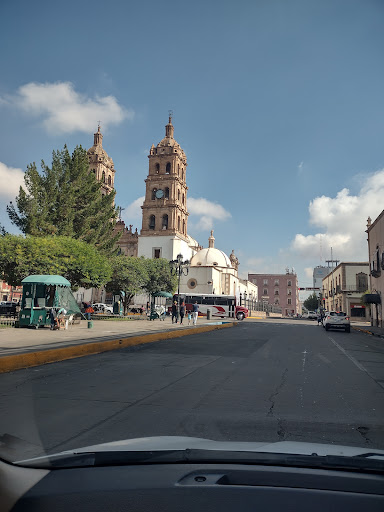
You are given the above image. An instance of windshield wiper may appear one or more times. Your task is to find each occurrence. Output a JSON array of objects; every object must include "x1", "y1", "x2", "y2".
[{"x1": 16, "y1": 449, "x2": 384, "y2": 473}]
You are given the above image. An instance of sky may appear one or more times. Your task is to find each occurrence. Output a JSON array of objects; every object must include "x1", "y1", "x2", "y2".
[{"x1": 0, "y1": 0, "x2": 383, "y2": 298}]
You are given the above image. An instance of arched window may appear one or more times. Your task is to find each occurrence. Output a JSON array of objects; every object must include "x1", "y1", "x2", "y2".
[
  {"x1": 178, "y1": 189, "x2": 180, "y2": 202},
  {"x1": 152, "y1": 188, "x2": 157, "y2": 200},
  {"x1": 181, "y1": 169, "x2": 184, "y2": 181},
  {"x1": 155, "y1": 163, "x2": 160, "y2": 174},
  {"x1": 166, "y1": 162, "x2": 171, "y2": 174},
  {"x1": 162, "y1": 214, "x2": 168, "y2": 230},
  {"x1": 149, "y1": 215, "x2": 156, "y2": 230},
  {"x1": 165, "y1": 187, "x2": 169, "y2": 199},
  {"x1": 102, "y1": 171, "x2": 106, "y2": 183},
  {"x1": 177, "y1": 216, "x2": 181, "y2": 232},
  {"x1": 108, "y1": 175, "x2": 112, "y2": 186},
  {"x1": 182, "y1": 193, "x2": 185, "y2": 205},
  {"x1": 182, "y1": 219, "x2": 185, "y2": 234},
  {"x1": 178, "y1": 164, "x2": 180, "y2": 175}
]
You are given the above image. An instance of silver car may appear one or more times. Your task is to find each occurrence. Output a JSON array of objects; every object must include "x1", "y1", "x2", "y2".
[{"x1": 323, "y1": 311, "x2": 350, "y2": 332}]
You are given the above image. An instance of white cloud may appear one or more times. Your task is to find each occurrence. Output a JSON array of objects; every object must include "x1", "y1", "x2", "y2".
[
  {"x1": 188, "y1": 197, "x2": 231, "y2": 231},
  {"x1": 0, "y1": 162, "x2": 25, "y2": 199},
  {"x1": 4, "y1": 81, "x2": 132, "y2": 134},
  {"x1": 122, "y1": 196, "x2": 144, "y2": 223},
  {"x1": 291, "y1": 169, "x2": 384, "y2": 261}
]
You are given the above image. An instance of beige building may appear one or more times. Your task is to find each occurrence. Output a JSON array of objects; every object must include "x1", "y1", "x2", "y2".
[
  {"x1": 366, "y1": 212, "x2": 384, "y2": 327},
  {"x1": 322, "y1": 262, "x2": 369, "y2": 319},
  {"x1": 87, "y1": 125, "x2": 116, "y2": 196},
  {"x1": 138, "y1": 115, "x2": 200, "y2": 261}
]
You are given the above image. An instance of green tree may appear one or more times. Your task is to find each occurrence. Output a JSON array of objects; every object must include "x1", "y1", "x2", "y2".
[
  {"x1": 303, "y1": 292, "x2": 319, "y2": 311},
  {"x1": 7, "y1": 145, "x2": 120, "y2": 253},
  {"x1": 0, "y1": 234, "x2": 112, "y2": 289},
  {"x1": 143, "y1": 258, "x2": 178, "y2": 296},
  {"x1": 106, "y1": 256, "x2": 149, "y2": 315}
]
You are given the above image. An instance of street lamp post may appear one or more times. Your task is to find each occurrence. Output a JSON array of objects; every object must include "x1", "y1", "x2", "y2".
[{"x1": 170, "y1": 253, "x2": 189, "y2": 319}]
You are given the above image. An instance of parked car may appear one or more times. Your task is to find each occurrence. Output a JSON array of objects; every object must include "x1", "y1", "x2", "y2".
[
  {"x1": 307, "y1": 311, "x2": 317, "y2": 320},
  {"x1": 92, "y1": 303, "x2": 113, "y2": 314},
  {"x1": 323, "y1": 311, "x2": 350, "y2": 332}
]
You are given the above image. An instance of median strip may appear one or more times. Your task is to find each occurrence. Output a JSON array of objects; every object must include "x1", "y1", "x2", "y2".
[{"x1": 0, "y1": 322, "x2": 237, "y2": 374}]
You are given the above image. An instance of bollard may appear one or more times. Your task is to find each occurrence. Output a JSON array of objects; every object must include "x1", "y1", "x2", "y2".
[
  {"x1": 207, "y1": 308, "x2": 211, "y2": 320},
  {"x1": 87, "y1": 321, "x2": 93, "y2": 329}
]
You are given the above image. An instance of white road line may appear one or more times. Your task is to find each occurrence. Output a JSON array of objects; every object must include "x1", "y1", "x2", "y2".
[
  {"x1": 328, "y1": 335, "x2": 368, "y2": 373},
  {"x1": 316, "y1": 353, "x2": 331, "y2": 364}
]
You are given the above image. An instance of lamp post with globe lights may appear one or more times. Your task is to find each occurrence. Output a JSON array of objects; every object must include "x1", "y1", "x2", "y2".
[{"x1": 170, "y1": 253, "x2": 189, "y2": 319}]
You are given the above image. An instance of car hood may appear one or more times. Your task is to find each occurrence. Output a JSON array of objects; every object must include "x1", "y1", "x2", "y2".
[{"x1": 16, "y1": 436, "x2": 384, "y2": 465}]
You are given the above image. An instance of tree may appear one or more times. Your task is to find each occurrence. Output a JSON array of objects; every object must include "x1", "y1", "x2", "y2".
[
  {"x1": 106, "y1": 256, "x2": 148, "y2": 315},
  {"x1": 143, "y1": 258, "x2": 178, "y2": 296},
  {"x1": 303, "y1": 292, "x2": 319, "y2": 311},
  {"x1": 0, "y1": 234, "x2": 112, "y2": 289},
  {"x1": 7, "y1": 145, "x2": 120, "y2": 253}
]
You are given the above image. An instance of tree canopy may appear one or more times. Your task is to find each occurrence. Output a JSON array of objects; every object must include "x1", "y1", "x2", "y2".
[
  {"x1": 0, "y1": 234, "x2": 112, "y2": 289},
  {"x1": 106, "y1": 256, "x2": 149, "y2": 315},
  {"x1": 143, "y1": 258, "x2": 178, "y2": 296},
  {"x1": 303, "y1": 292, "x2": 319, "y2": 311},
  {"x1": 7, "y1": 145, "x2": 120, "y2": 253}
]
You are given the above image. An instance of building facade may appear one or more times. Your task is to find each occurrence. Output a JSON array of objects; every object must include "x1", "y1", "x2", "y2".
[
  {"x1": 137, "y1": 116, "x2": 200, "y2": 261},
  {"x1": 366, "y1": 212, "x2": 384, "y2": 327},
  {"x1": 322, "y1": 262, "x2": 369, "y2": 318},
  {"x1": 87, "y1": 125, "x2": 116, "y2": 196},
  {"x1": 248, "y1": 271, "x2": 299, "y2": 316},
  {"x1": 0, "y1": 281, "x2": 22, "y2": 302},
  {"x1": 178, "y1": 232, "x2": 257, "y2": 300}
]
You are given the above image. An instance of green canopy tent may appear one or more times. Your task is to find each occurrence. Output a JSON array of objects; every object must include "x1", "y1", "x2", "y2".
[{"x1": 19, "y1": 275, "x2": 82, "y2": 328}]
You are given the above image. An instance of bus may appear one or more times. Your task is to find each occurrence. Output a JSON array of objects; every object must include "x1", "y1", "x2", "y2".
[{"x1": 171, "y1": 293, "x2": 249, "y2": 320}]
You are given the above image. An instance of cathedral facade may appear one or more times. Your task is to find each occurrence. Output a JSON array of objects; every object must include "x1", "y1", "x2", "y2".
[
  {"x1": 85, "y1": 117, "x2": 258, "y2": 305},
  {"x1": 138, "y1": 116, "x2": 200, "y2": 261}
]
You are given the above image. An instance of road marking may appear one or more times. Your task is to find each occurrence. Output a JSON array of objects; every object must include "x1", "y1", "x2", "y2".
[
  {"x1": 302, "y1": 349, "x2": 307, "y2": 372},
  {"x1": 316, "y1": 353, "x2": 331, "y2": 364},
  {"x1": 328, "y1": 335, "x2": 368, "y2": 372}
]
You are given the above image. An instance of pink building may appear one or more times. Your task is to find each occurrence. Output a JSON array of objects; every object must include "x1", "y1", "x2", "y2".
[{"x1": 248, "y1": 271, "x2": 299, "y2": 316}]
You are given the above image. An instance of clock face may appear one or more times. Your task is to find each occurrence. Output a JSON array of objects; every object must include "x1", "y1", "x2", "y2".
[{"x1": 155, "y1": 189, "x2": 164, "y2": 199}]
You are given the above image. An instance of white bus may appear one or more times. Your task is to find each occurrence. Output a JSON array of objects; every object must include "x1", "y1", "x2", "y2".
[{"x1": 172, "y1": 293, "x2": 249, "y2": 320}]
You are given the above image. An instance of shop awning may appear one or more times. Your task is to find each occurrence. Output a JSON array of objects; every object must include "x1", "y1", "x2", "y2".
[
  {"x1": 22, "y1": 275, "x2": 71, "y2": 286},
  {"x1": 362, "y1": 294, "x2": 381, "y2": 304},
  {"x1": 152, "y1": 291, "x2": 173, "y2": 298}
]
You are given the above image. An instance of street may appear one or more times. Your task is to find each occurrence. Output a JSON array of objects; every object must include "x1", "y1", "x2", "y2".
[{"x1": 1, "y1": 319, "x2": 384, "y2": 461}]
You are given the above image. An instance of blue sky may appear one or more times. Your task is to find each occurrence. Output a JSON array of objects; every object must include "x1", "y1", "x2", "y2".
[{"x1": 1, "y1": 0, "x2": 383, "y2": 294}]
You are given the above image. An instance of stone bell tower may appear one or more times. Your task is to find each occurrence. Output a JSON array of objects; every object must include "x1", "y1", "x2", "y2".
[
  {"x1": 138, "y1": 115, "x2": 194, "y2": 261},
  {"x1": 87, "y1": 125, "x2": 116, "y2": 196},
  {"x1": 141, "y1": 114, "x2": 188, "y2": 238}
]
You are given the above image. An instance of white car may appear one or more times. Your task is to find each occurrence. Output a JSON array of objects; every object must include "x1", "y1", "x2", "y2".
[
  {"x1": 323, "y1": 311, "x2": 350, "y2": 332},
  {"x1": 92, "y1": 303, "x2": 113, "y2": 314}
]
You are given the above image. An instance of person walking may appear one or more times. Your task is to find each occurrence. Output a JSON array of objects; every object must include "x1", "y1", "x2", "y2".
[
  {"x1": 171, "y1": 301, "x2": 178, "y2": 324},
  {"x1": 179, "y1": 301, "x2": 186, "y2": 324},
  {"x1": 187, "y1": 311, "x2": 192, "y2": 325},
  {"x1": 192, "y1": 301, "x2": 199, "y2": 325},
  {"x1": 85, "y1": 304, "x2": 94, "y2": 320}
]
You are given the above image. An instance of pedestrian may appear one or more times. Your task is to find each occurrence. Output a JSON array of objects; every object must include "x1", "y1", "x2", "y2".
[
  {"x1": 192, "y1": 301, "x2": 199, "y2": 325},
  {"x1": 49, "y1": 307, "x2": 57, "y2": 330},
  {"x1": 85, "y1": 304, "x2": 94, "y2": 320},
  {"x1": 180, "y1": 301, "x2": 186, "y2": 324},
  {"x1": 171, "y1": 301, "x2": 178, "y2": 323},
  {"x1": 187, "y1": 311, "x2": 192, "y2": 325},
  {"x1": 146, "y1": 301, "x2": 150, "y2": 316}
]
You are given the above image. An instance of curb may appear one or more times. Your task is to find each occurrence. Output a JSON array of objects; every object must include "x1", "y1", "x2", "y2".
[
  {"x1": 0, "y1": 322, "x2": 237, "y2": 374},
  {"x1": 352, "y1": 325, "x2": 384, "y2": 339}
]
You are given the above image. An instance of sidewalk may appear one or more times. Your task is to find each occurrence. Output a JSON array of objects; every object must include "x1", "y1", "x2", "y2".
[
  {"x1": 352, "y1": 322, "x2": 384, "y2": 339},
  {"x1": 0, "y1": 317, "x2": 237, "y2": 373}
]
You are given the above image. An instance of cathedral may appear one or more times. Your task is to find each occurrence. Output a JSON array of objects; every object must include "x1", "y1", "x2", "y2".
[{"x1": 85, "y1": 117, "x2": 258, "y2": 303}]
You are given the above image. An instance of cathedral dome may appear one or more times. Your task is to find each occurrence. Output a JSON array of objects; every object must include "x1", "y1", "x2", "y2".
[{"x1": 190, "y1": 247, "x2": 232, "y2": 268}]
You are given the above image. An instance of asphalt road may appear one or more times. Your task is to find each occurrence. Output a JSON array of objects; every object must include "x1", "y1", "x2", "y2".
[{"x1": 1, "y1": 319, "x2": 384, "y2": 461}]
